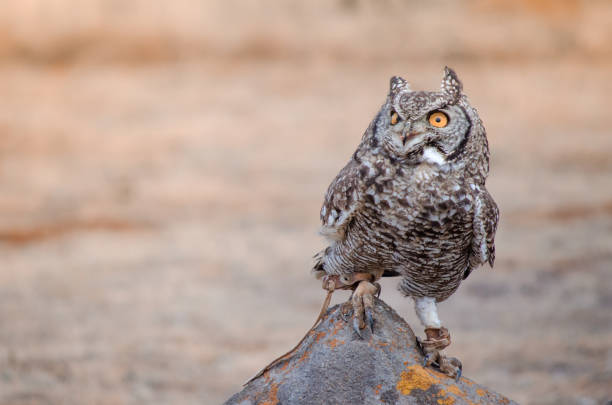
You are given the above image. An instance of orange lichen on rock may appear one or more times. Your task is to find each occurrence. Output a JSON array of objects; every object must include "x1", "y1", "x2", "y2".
[
  {"x1": 438, "y1": 397, "x2": 456, "y2": 405},
  {"x1": 436, "y1": 389, "x2": 456, "y2": 405},
  {"x1": 328, "y1": 319, "x2": 345, "y2": 337},
  {"x1": 445, "y1": 384, "x2": 465, "y2": 397},
  {"x1": 327, "y1": 338, "x2": 344, "y2": 349},
  {"x1": 296, "y1": 348, "x2": 310, "y2": 364},
  {"x1": 476, "y1": 388, "x2": 486, "y2": 397},
  {"x1": 227, "y1": 299, "x2": 517, "y2": 405},
  {"x1": 396, "y1": 365, "x2": 440, "y2": 395},
  {"x1": 260, "y1": 382, "x2": 279, "y2": 405}
]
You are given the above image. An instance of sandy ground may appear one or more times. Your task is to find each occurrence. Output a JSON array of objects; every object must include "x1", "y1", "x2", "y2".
[{"x1": 0, "y1": 1, "x2": 611, "y2": 404}]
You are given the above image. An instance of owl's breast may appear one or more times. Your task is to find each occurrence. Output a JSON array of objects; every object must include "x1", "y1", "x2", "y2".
[
  {"x1": 360, "y1": 165, "x2": 475, "y2": 277},
  {"x1": 372, "y1": 166, "x2": 474, "y2": 230}
]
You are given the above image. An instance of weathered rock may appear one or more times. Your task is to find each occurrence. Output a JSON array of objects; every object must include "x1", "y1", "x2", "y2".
[{"x1": 225, "y1": 297, "x2": 516, "y2": 405}]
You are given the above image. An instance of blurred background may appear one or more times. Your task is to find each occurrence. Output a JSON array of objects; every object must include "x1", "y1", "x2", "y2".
[{"x1": 0, "y1": 1, "x2": 611, "y2": 404}]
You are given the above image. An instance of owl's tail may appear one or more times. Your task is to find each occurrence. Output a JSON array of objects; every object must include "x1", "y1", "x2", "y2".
[
  {"x1": 313, "y1": 248, "x2": 400, "y2": 278},
  {"x1": 312, "y1": 248, "x2": 327, "y2": 279}
]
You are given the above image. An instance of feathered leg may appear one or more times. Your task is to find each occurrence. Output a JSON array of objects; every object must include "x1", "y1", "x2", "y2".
[{"x1": 414, "y1": 297, "x2": 462, "y2": 379}]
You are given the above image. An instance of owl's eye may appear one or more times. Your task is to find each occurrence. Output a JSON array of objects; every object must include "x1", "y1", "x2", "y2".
[
  {"x1": 428, "y1": 111, "x2": 449, "y2": 128},
  {"x1": 390, "y1": 111, "x2": 400, "y2": 125}
]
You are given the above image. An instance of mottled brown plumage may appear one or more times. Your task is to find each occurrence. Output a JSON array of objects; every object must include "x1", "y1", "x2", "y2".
[{"x1": 313, "y1": 67, "x2": 499, "y2": 378}]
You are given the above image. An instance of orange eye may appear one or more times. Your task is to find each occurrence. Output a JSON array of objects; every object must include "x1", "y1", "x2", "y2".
[
  {"x1": 428, "y1": 111, "x2": 449, "y2": 128},
  {"x1": 390, "y1": 111, "x2": 399, "y2": 125}
]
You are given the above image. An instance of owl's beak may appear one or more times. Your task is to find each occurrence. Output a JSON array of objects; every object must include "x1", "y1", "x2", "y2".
[{"x1": 402, "y1": 131, "x2": 424, "y2": 146}]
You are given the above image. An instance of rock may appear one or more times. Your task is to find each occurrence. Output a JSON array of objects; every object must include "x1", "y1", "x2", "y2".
[{"x1": 225, "y1": 297, "x2": 516, "y2": 405}]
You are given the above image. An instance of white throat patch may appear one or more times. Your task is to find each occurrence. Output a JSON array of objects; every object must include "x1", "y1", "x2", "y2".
[{"x1": 423, "y1": 147, "x2": 447, "y2": 165}]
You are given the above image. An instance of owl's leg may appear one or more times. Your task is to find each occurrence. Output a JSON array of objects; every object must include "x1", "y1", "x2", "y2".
[
  {"x1": 350, "y1": 280, "x2": 380, "y2": 337},
  {"x1": 321, "y1": 272, "x2": 381, "y2": 336},
  {"x1": 414, "y1": 297, "x2": 462, "y2": 380}
]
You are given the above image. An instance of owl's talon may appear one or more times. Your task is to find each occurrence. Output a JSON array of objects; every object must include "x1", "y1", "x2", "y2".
[
  {"x1": 455, "y1": 364, "x2": 462, "y2": 381},
  {"x1": 365, "y1": 307, "x2": 374, "y2": 332},
  {"x1": 438, "y1": 355, "x2": 462, "y2": 380},
  {"x1": 420, "y1": 349, "x2": 461, "y2": 379},
  {"x1": 349, "y1": 280, "x2": 378, "y2": 338},
  {"x1": 422, "y1": 351, "x2": 438, "y2": 367},
  {"x1": 352, "y1": 317, "x2": 363, "y2": 338},
  {"x1": 340, "y1": 301, "x2": 353, "y2": 322}
]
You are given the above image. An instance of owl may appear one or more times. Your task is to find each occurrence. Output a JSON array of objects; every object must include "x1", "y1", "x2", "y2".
[{"x1": 313, "y1": 67, "x2": 499, "y2": 378}]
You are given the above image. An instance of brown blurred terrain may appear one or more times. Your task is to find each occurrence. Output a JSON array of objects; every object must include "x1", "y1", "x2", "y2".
[{"x1": 0, "y1": 1, "x2": 611, "y2": 404}]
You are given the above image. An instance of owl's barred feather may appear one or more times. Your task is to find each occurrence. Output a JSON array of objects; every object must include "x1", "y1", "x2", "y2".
[{"x1": 314, "y1": 67, "x2": 498, "y2": 303}]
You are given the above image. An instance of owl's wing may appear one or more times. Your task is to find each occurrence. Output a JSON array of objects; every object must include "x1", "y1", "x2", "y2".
[
  {"x1": 319, "y1": 158, "x2": 365, "y2": 242},
  {"x1": 468, "y1": 187, "x2": 499, "y2": 273}
]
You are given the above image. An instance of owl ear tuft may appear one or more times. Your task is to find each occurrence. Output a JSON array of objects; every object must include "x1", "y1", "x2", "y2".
[
  {"x1": 389, "y1": 76, "x2": 410, "y2": 94},
  {"x1": 441, "y1": 66, "x2": 463, "y2": 103}
]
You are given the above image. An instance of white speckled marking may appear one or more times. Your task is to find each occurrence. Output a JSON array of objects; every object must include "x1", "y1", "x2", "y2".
[{"x1": 423, "y1": 147, "x2": 447, "y2": 165}]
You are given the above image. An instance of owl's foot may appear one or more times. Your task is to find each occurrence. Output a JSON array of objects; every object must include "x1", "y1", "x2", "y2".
[
  {"x1": 417, "y1": 327, "x2": 462, "y2": 380},
  {"x1": 422, "y1": 350, "x2": 462, "y2": 380},
  {"x1": 321, "y1": 272, "x2": 381, "y2": 338},
  {"x1": 351, "y1": 280, "x2": 380, "y2": 338}
]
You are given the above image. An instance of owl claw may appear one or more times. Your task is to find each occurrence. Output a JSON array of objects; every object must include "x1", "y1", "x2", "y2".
[
  {"x1": 421, "y1": 350, "x2": 462, "y2": 380},
  {"x1": 454, "y1": 363, "x2": 462, "y2": 381},
  {"x1": 439, "y1": 355, "x2": 462, "y2": 381},
  {"x1": 340, "y1": 301, "x2": 353, "y2": 322},
  {"x1": 352, "y1": 317, "x2": 363, "y2": 338},
  {"x1": 422, "y1": 352, "x2": 436, "y2": 367},
  {"x1": 350, "y1": 280, "x2": 378, "y2": 339},
  {"x1": 365, "y1": 307, "x2": 374, "y2": 332}
]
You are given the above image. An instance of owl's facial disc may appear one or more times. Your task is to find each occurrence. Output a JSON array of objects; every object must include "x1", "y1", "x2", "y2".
[
  {"x1": 384, "y1": 104, "x2": 469, "y2": 164},
  {"x1": 380, "y1": 68, "x2": 469, "y2": 163}
]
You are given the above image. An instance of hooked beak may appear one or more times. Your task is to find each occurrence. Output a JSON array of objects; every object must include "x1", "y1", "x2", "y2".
[{"x1": 402, "y1": 131, "x2": 424, "y2": 146}]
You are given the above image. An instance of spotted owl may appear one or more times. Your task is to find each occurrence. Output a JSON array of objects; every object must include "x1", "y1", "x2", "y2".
[{"x1": 313, "y1": 67, "x2": 499, "y2": 378}]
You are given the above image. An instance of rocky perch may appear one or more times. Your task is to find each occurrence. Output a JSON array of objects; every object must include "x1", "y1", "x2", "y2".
[{"x1": 225, "y1": 298, "x2": 516, "y2": 405}]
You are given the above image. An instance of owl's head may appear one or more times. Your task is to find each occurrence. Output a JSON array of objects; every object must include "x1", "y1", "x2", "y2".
[{"x1": 368, "y1": 67, "x2": 485, "y2": 170}]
